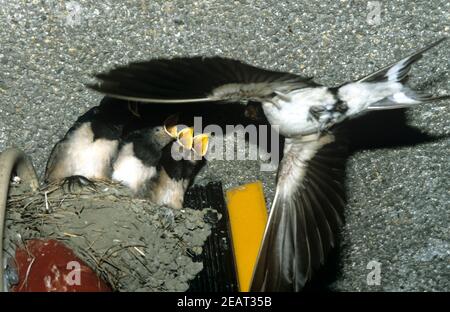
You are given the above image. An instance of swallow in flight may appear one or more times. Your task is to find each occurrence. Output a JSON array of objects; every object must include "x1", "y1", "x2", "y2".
[{"x1": 88, "y1": 38, "x2": 448, "y2": 291}]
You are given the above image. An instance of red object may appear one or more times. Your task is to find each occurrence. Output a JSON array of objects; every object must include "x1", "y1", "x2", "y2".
[{"x1": 12, "y1": 239, "x2": 111, "y2": 292}]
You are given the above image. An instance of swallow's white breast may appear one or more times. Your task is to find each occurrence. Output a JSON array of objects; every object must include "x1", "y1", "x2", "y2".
[
  {"x1": 149, "y1": 168, "x2": 188, "y2": 209},
  {"x1": 112, "y1": 143, "x2": 157, "y2": 193},
  {"x1": 62, "y1": 122, "x2": 119, "y2": 180},
  {"x1": 262, "y1": 87, "x2": 336, "y2": 137}
]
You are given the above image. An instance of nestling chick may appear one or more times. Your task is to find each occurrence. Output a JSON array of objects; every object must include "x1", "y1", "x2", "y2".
[
  {"x1": 44, "y1": 97, "x2": 136, "y2": 188},
  {"x1": 111, "y1": 114, "x2": 178, "y2": 196},
  {"x1": 148, "y1": 128, "x2": 209, "y2": 209}
]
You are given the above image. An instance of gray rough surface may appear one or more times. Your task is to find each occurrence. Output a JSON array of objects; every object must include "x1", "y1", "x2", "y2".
[{"x1": 0, "y1": 0, "x2": 448, "y2": 291}]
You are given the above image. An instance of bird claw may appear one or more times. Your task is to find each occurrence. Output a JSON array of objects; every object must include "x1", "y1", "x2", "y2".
[
  {"x1": 308, "y1": 105, "x2": 339, "y2": 135},
  {"x1": 61, "y1": 175, "x2": 97, "y2": 193},
  {"x1": 307, "y1": 105, "x2": 325, "y2": 122},
  {"x1": 308, "y1": 105, "x2": 328, "y2": 130}
]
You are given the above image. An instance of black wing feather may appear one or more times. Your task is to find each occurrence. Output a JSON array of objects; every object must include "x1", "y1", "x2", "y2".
[
  {"x1": 250, "y1": 133, "x2": 347, "y2": 291},
  {"x1": 88, "y1": 56, "x2": 315, "y2": 103}
]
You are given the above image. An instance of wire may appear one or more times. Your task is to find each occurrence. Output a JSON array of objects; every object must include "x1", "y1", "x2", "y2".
[{"x1": 0, "y1": 148, "x2": 39, "y2": 292}]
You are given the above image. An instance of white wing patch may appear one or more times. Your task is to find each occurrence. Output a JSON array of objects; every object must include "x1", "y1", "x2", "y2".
[
  {"x1": 391, "y1": 91, "x2": 421, "y2": 104},
  {"x1": 386, "y1": 58, "x2": 408, "y2": 81},
  {"x1": 262, "y1": 87, "x2": 336, "y2": 136}
]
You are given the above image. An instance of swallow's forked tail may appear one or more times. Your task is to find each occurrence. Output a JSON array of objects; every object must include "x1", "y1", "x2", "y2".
[{"x1": 359, "y1": 37, "x2": 449, "y2": 110}]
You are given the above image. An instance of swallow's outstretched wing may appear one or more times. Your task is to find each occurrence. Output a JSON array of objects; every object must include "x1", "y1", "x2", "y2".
[
  {"x1": 250, "y1": 132, "x2": 347, "y2": 291},
  {"x1": 88, "y1": 57, "x2": 316, "y2": 103}
]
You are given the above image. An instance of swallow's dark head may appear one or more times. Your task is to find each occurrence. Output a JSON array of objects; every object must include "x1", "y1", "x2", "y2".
[
  {"x1": 121, "y1": 126, "x2": 175, "y2": 168},
  {"x1": 148, "y1": 126, "x2": 175, "y2": 148}
]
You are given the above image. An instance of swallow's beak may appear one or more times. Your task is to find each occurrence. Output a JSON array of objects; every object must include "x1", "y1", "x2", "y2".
[
  {"x1": 192, "y1": 134, "x2": 209, "y2": 157},
  {"x1": 163, "y1": 114, "x2": 179, "y2": 138},
  {"x1": 177, "y1": 127, "x2": 194, "y2": 150}
]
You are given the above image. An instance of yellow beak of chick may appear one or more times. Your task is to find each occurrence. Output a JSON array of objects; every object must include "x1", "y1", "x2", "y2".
[{"x1": 163, "y1": 114, "x2": 209, "y2": 157}]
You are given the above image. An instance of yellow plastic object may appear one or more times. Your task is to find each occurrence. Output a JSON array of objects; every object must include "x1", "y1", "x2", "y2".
[{"x1": 226, "y1": 181, "x2": 268, "y2": 292}]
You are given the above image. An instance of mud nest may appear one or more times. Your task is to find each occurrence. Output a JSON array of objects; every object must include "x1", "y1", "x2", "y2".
[{"x1": 3, "y1": 180, "x2": 216, "y2": 291}]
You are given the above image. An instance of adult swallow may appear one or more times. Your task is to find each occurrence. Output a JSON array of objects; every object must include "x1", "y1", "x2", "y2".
[
  {"x1": 44, "y1": 97, "x2": 137, "y2": 188},
  {"x1": 88, "y1": 38, "x2": 448, "y2": 291},
  {"x1": 148, "y1": 129, "x2": 209, "y2": 209},
  {"x1": 111, "y1": 114, "x2": 179, "y2": 195}
]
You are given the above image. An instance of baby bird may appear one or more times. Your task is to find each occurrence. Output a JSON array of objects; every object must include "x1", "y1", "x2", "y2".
[
  {"x1": 44, "y1": 97, "x2": 135, "y2": 188},
  {"x1": 88, "y1": 38, "x2": 449, "y2": 291},
  {"x1": 111, "y1": 114, "x2": 179, "y2": 196},
  {"x1": 149, "y1": 129, "x2": 209, "y2": 209}
]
